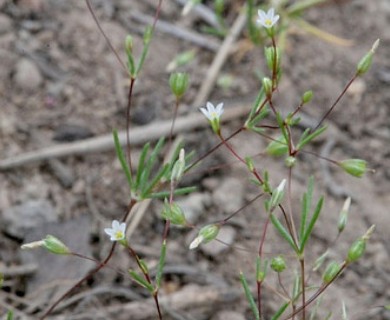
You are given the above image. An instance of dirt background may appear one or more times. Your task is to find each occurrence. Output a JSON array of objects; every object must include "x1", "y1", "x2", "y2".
[{"x1": 0, "y1": 0, "x2": 389, "y2": 319}]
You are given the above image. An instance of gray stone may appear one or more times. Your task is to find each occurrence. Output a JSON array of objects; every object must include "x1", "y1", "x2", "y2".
[
  {"x1": 176, "y1": 192, "x2": 211, "y2": 223},
  {"x1": 0, "y1": 14, "x2": 12, "y2": 34},
  {"x1": 2, "y1": 200, "x2": 57, "y2": 238},
  {"x1": 13, "y1": 58, "x2": 43, "y2": 92},
  {"x1": 201, "y1": 225, "x2": 236, "y2": 257},
  {"x1": 212, "y1": 177, "x2": 244, "y2": 214}
]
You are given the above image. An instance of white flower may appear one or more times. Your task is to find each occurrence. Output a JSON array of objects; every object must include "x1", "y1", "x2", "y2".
[
  {"x1": 189, "y1": 235, "x2": 204, "y2": 250},
  {"x1": 104, "y1": 220, "x2": 126, "y2": 241},
  {"x1": 200, "y1": 102, "x2": 224, "y2": 122},
  {"x1": 257, "y1": 8, "x2": 279, "y2": 29}
]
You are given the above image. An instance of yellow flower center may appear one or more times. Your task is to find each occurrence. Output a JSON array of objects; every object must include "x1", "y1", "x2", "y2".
[
  {"x1": 115, "y1": 231, "x2": 124, "y2": 239},
  {"x1": 265, "y1": 19, "x2": 272, "y2": 26}
]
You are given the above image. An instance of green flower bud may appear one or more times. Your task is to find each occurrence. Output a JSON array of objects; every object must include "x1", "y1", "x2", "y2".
[
  {"x1": 338, "y1": 197, "x2": 351, "y2": 233},
  {"x1": 21, "y1": 235, "x2": 70, "y2": 255},
  {"x1": 43, "y1": 235, "x2": 71, "y2": 255},
  {"x1": 347, "y1": 239, "x2": 366, "y2": 263},
  {"x1": 262, "y1": 77, "x2": 273, "y2": 98},
  {"x1": 356, "y1": 39, "x2": 379, "y2": 76},
  {"x1": 125, "y1": 35, "x2": 133, "y2": 56},
  {"x1": 256, "y1": 257, "x2": 268, "y2": 282},
  {"x1": 266, "y1": 135, "x2": 288, "y2": 157},
  {"x1": 245, "y1": 156, "x2": 255, "y2": 172},
  {"x1": 264, "y1": 46, "x2": 281, "y2": 73},
  {"x1": 339, "y1": 159, "x2": 367, "y2": 178},
  {"x1": 302, "y1": 90, "x2": 313, "y2": 104},
  {"x1": 189, "y1": 224, "x2": 220, "y2": 249},
  {"x1": 285, "y1": 156, "x2": 296, "y2": 168},
  {"x1": 162, "y1": 200, "x2": 187, "y2": 226},
  {"x1": 169, "y1": 73, "x2": 189, "y2": 98},
  {"x1": 271, "y1": 256, "x2": 286, "y2": 273},
  {"x1": 171, "y1": 148, "x2": 186, "y2": 182},
  {"x1": 143, "y1": 26, "x2": 153, "y2": 44},
  {"x1": 323, "y1": 261, "x2": 341, "y2": 284},
  {"x1": 269, "y1": 179, "x2": 286, "y2": 210}
]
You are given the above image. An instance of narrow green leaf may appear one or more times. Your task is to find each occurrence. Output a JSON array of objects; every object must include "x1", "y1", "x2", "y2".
[
  {"x1": 7, "y1": 311, "x2": 14, "y2": 320},
  {"x1": 249, "y1": 108, "x2": 269, "y2": 127},
  {"x1": 300, "y1": 196, "x2": 324, "y2": 253},
  {"x1": 113, "y1": 129, "x2": 133, "y2": 188},
  {"x1": 299, "y1": 193, "x2": 308, "y2": 242},
  {"x1": 142, "y1": 138, "x2": 165, "y2": 184},
  {"x1": 299, "y1": 176, "x2": 314, "y2": 242},
  {"x1": 150, "y1": 186, "x2": 197, "y2": 199},
  {"x1": 271, "y1": 302, "x2": 290, "y2": 320},
  {"x1": 129, "y1": 270, "x2": 154, "y2": 292},
  {"x1": 292, "y1": 273, "x2": 300, "y2": 302},
  {"x1": 239, "y1": 272, "x2": 260, "y2": 320},
  {"x1": 275, "y1": 112, "x2": 289, "y2": 143},
  {"x1": 135, "y1": 142, "x2": 150, "y2": 189},
  {"x1": 270, "y1": 214, "x2": 298, "y2": 253},
  {"x1": 247, "y1": 87, "x2": 265, "y2": 122},
  {"x1": 297, "y1": 126, "x2": 327, "y2": 150},
  {"x1": 156, "y1": 240, "x2": 167, "y2": 289},
  {"x1": 142, "y1": 164, "x2": 170, "y2": 197}
]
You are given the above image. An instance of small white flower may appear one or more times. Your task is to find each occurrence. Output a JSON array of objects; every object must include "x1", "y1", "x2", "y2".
[
  {"x1": 189, "y1": 235, "x2": 204, "y2": 250},
  {"x1": 104, "y1": 220, "x2": 126, "y2": 241},
  {"x1": 200, "y1": 102, "x2": 224, "y2": 122},
  {"x1": 257, "y1": 8, "x2": 280, "y2": 29}
]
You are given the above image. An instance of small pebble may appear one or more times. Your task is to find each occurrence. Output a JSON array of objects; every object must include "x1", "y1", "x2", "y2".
[
  {"x1": 176, "y1": 192, "x2": 211, "y2": 223},
  {"x1": 213, "y1": 177, "x2": 244, "y2": 214},
  {"x1": 14, "y1": 58, "x2": 43, "y2": 92},
  {"x1": 3, "y1": 200, "x2": 57, "y2": 238},
  {"x1": 0, "y1": 14, "x2": 12, "y2": 34}
]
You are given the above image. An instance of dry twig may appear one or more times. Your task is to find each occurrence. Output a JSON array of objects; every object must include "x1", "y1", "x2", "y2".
[{"x1": 0, "y1": 104, "x2": 249, "y2": 170}]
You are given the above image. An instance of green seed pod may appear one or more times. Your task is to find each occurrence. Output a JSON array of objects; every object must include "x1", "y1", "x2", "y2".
[
  {"x1": 262, "y1": 77, "x2": 273, "y2": 98},
  {"x1": 271, "y1": 256, "x2": 286, "y2": 273},
  {"x1": 256, "y1": 257, "x2": 268, "y2": 282},
  {"x1": 264, "y1": 46, "x2": 281, "y2": 73},
  {"x1": 269, "y1": 179, "x2": 286, "y2": 210},
  {"x1": 323, "y1": 261, "x2": 341, "y2": 284},
  {"x1": 171, "y1": 148, "x2": 186, "y2": 182},
  {"x1": 347, "y1": 239, "x2": 366, "y2": 263},
  {"x1": 285, "y1": 156, "x2": 296, "y2": 168},
  {"x1": 339, "y1": 159, "x2": 367, "y2": 178},
  {"x1": 266, "y1": 135, "x2": 288, "y2": 157},
  {"x1": 356, "y1": 39, "x2": 379, "y2": 76},
  {"x1": 169, "y1": 72, "x2": 189, "y2": 98},
  {"x1": 189, "y1": 224, "x2": 220, "y2": 249},
  {"x1": 199, "y1": 224, "x2": 220, "y2": 243},
  {"x1": 162, "y1": 200, "x2": 187, "y2": 226},
  {"x1": 338, "y1": 197, "x2": 351, "y2": 233},
  {"x1": 43, "y1": 235, "x2": 70, "y2": 255},
  {"x1": 302, "y1": 90, "x2": 313, "y2": 104}
]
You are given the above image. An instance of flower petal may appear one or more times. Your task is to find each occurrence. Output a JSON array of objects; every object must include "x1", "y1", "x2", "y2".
[{"x1": 215, "y1": 102, "x2": 224, "y2": 115}]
